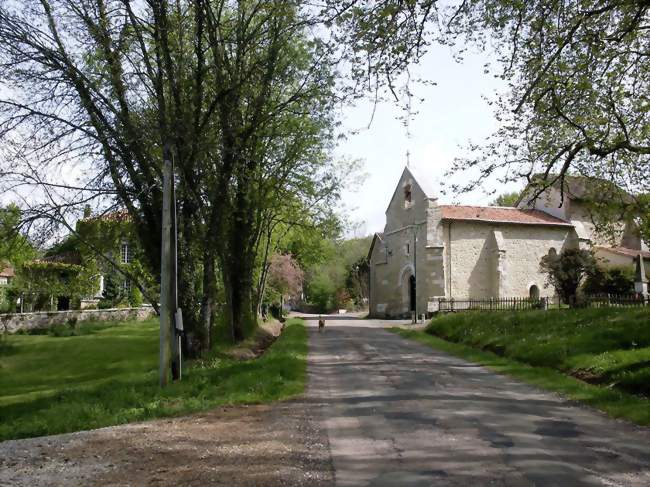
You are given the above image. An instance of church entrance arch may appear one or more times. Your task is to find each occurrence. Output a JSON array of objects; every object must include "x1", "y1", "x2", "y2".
[{"x1": 398, "y1": 264, "x2": 415, "y2": 315}]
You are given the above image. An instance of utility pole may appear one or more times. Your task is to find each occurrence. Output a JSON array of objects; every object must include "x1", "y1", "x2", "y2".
[
  {"x1": 160, "y1": 152, "x2": 182, "y2": 386},
  {"x1": 170, "y1": 157, "x2": 182, "y2": 380},
  {"x1": 159, "y1": 156, "x2": 173, "y2": 387}
]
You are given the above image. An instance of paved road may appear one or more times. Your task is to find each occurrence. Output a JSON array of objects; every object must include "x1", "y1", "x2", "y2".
[{"x1": 302, "y1": 314, "x2": 650, "y2": 486}]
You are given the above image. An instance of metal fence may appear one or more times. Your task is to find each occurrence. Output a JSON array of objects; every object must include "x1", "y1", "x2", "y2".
[
  {"x1": 434, "y1": 294, "x2": 648, "y2": 313},
  {"x1": 575, "y1": 293, "x2": 649, "y2": 308},
  {"x1": 436, "y1": 297, "x2": 547, "y2": 313}
]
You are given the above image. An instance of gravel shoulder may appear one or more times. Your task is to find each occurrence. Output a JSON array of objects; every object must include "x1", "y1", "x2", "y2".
[{"x1": 0, "y1": 401, "x2": 333, "y2": 486}]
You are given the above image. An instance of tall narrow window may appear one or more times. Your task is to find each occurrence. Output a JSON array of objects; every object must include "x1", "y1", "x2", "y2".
[
  {"x1": 404, "y1": 184, "x2": 412, "y2": 205},
  {"x1": 121, "y1": 242, "x2": 130, "y2": 264}
]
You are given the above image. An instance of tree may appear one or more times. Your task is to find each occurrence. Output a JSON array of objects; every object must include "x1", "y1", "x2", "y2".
[
  {"x1": 345, "y1": 256, "x2": 369, "y2": 307},
  {"x1": 303, "y1": 236, "x2": 372, "y2": 312},
  {"x1": 445, "y1": 1, "x2": 650, "y2": 236},
  {"x1": 0, "y1": 1, "x2": 438, "y2": 354},
  {"x1": 489, "y1": 191, "x2": 520, "y2": 207},
  {"x1": 265, "y1": 253, "x2": 303, "y2": 315},
  {"x1": 0, "y1": 204, "x2": 36, "y2": 267},
  {"x1": 540, "y1": 248, "x2": 597, "y2": 305}
]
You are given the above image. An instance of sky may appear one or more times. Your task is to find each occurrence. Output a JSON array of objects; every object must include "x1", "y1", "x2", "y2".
[{"x1": 336, "y1": 43, "x2": 523, "y2": 238}]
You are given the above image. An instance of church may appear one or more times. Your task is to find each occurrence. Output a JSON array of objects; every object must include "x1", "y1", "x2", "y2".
[{"x1": 367, "y1": 167, "x2": 649, "y2": 318}]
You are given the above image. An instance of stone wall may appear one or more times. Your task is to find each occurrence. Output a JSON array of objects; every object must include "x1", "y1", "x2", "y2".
[{"x1": 0, "y1": 306, "x2": 155, "y2": 334}]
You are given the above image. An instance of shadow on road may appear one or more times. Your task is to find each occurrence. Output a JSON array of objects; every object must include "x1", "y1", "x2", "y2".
[{"x1": 307, "y1": 323, "x2": 650, "y2": 486}]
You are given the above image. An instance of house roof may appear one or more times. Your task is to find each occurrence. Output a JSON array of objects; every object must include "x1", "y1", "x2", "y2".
[
  {"x1": 517, "y1": 174, "x2": 633, "y2": 206},
  {"x1": 440, "y1": 205, "x2": 573, "y2": 226},
  {"x1": 595, "y1": 246, "x2": 650, "y2": 259},
  {"x1": 80, "y1": 209, "x2": 131, "y2": 223},
  {"x1": 34, "y1": 251, "x2": 82, "y2": 265},
  {"x1": 0, "y1": 265, "x2": 15, "y2": 278}
]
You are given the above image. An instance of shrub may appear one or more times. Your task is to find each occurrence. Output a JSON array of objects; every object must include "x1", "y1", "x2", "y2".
[
  {"x1": 583, "y1": 265, "x2": 635, "y2": 295},
  {"x1": 129, "y1": 286, "x2": 143, "y2": 308}
]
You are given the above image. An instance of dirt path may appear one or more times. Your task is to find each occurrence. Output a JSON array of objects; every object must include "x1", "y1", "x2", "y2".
[{"x1": 0, "y1": 402, "x2": 333, "y2": 486}]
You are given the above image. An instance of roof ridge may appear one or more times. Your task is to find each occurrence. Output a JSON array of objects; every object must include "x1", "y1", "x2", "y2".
[{"x1": 439, "y1": 204, "x2": 544, "y2": 212}]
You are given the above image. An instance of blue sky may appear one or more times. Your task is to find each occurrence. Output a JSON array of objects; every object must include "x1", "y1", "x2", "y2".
[{"x1": 336, "y1": 43, "x2": 523, "y2": 237}]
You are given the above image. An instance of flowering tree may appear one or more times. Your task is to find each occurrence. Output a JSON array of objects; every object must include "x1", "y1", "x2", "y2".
[{"x1": 266, "y1": 253, "x2": 303, "y2": 314}]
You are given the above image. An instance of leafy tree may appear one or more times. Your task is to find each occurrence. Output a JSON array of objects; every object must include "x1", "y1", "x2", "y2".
[
  {"x1": 489, "y1": 192, "x2": 520, "y2": 207},
  {"x1": 0, "y1": 204, "x2": 36, "y2": 267},
  {"x1": 0, "y1": 1, "x2": 437, "y2": 353},
  {"x1": 345, "y1": 256, "x2": 369, "y2": 307},
  {"x1": 540, "y1": 248, "x2": 597, "y2": 306},
  {"x1": 303, "y1": 236, "x2": 372, "y2": 312},
  {"x1": 444, "y1": 1, "x2": 650, "y2": 237}
]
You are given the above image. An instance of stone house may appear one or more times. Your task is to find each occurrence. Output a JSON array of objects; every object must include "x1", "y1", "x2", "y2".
[
  {"x1": 368, "y1": 167, "x2": 649, "y2": 318},
  {"x1": 0, "y1": 264, "x2": 14, "y2": 287},
  {"x1": 12, "y1": 210, "x2": 145, "y2": 312}
]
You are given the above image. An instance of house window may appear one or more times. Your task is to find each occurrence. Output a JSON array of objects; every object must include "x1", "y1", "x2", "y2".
[
  {"x1": 123, "y1": 279, "x2": 131, "y2": 293},
  {"x1": 405, "y1": 243, "x2": 410, "y2": 255},
  {"x1": 0, "y1": 277, "x2": 7, "y2": 286},
  {"x1": 121, "y1": 242, "x2": 131, "y2": 264}
]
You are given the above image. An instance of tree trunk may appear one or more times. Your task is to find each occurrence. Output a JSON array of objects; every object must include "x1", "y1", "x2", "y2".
[{"x1": 199, "y1": 249, "x2": 216, "y2": 351}]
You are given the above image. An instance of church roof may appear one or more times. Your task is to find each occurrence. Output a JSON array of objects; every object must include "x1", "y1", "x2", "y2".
[
  {"x1": 595, "y1": 246, "x2": 650, "y2": 259},
  {"x1": 440, "y1": 205, "x2": 573, "y2": 226},
  {"x1": 367, "y1": 232, "x2": 385, "y2": 261}
]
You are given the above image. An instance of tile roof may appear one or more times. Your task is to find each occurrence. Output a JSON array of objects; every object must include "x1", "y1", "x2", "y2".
[
  {"x1": 0, "y1": 265, "x2": 15, "y2": 278},
  {"x1": 34, "y1": 251, "x2": 82, "y2": 265},
  {"x1": 80, "y1": 209, "x2": 131, "y2": 223},
  {"x1": 595, "y1": 246, "x2": 650, "y2": 259},
  {"x1": 440, "y1": 205, "x2": 573, "y2": 226}
]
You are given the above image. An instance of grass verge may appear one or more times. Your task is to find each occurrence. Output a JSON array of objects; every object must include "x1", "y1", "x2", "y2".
[
  {"x1": 392, "y1": 320, "x2": 650, "y2": 426},
  {"x1": 0, "y1": 318, "x2": 307, "y2": 441}
]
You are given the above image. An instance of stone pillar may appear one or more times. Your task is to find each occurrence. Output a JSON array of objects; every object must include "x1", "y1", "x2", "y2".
[
  {"x1": 496, "y1": 250, "x2": 507, "y2": 298},
  {"x1": 634, "y1": 254, "x2": 648, "y2": 296}
]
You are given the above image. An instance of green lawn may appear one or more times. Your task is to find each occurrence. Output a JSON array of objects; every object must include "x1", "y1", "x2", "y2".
[
  {"x1": 0, "y1": 318, "x2": 307, "y2": 441},
  {"x1": 392, "y1": 307, "x2": 650, "y2": 426}
]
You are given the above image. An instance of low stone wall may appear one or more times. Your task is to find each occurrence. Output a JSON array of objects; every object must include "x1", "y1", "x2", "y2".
[{"x1": 0, "y1": 307, "x2": 156, "y2": 334}]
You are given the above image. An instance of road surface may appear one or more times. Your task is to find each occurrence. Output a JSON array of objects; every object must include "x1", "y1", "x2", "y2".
[{"x1": 303, "y1": 314, "x2": 650, "y2": 486}]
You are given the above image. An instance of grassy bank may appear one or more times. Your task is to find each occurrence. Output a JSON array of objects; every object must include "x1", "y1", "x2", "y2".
[
  {"x1": 0, "y1": 318, "x2": 308, "y2": 441},
  {"x1": 392, "y1": 307, "x2": 650, "y2": 426}
]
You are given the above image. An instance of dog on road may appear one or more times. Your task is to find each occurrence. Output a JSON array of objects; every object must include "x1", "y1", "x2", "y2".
[{"x1": 318, "y1": 315, "x2": 325, "y2": 333}]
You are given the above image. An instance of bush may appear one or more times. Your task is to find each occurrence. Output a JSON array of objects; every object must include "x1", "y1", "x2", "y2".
[
  {"x1": 97, "y1": 298, "x2": 114, "y2": 309},
  {"x1": 583, "y1": 265, "x2": 635, "y2": 295},
  {"x1": 128, "y1": 286, "x2": 143, "y2": 307}
]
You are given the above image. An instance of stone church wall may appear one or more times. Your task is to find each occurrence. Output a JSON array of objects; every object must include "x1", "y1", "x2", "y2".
[{"x1": 448, "y1": 221, "x2": 571, "y2": 299}]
